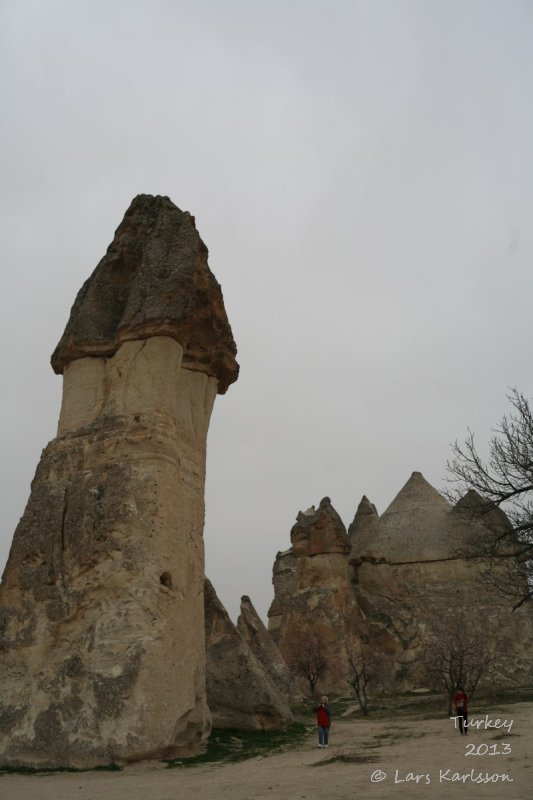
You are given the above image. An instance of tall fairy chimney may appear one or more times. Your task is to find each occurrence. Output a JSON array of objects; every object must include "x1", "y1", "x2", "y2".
[{"x1": 0, "y1": 195, "x2": 238, "y2": 768}]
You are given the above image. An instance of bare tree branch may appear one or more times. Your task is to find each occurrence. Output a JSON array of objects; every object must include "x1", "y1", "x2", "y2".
[
  {"x1": 446, "y1": 389, "x2": 533, "y2": 610},
  {"x1": 418, "y1": 616, "x2": 494, "y2": 714},
  {"x1": 284, "y1": 629, "x2": 330, "y2": 698}
]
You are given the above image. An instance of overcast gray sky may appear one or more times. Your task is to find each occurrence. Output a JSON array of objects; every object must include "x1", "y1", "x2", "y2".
[{"x1": 1, "y1": 0, "x2": 532, "y2": 622}]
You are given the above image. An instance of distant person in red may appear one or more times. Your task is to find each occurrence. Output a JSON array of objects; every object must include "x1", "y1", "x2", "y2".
[
  {"x1": 314, "y1": 695, "x2": 331, "y2": 747},
  {"x1": 453, "y1": 686, "x2": 469, "y2": 734}
]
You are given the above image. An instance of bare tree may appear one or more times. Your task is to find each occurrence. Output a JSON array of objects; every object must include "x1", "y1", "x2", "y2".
[
  {"x1": 420, "y1": 617, "x2": 493, "y2": 714},
  {"x1": 285, "y1": 630, "x2": 329, "y2": 698},
  {"x1": 345, "y1": 638, "x2": 390, "y2": 715},
  {"x1": 446, "y1": 388, "x2": 533, "y2": 610},
  {"x1": 346, "y1": 643, "x2": 374, "y2": 715}
]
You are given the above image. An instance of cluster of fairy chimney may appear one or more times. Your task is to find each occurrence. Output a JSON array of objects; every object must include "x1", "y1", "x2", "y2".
[{"x1": 0, "y1": 196, "x2": 532, "y2": 770}]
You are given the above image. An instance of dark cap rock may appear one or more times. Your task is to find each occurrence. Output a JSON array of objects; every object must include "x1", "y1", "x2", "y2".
[{"x1": 51, "y1": 194, "x2": 238, "y2": 393}]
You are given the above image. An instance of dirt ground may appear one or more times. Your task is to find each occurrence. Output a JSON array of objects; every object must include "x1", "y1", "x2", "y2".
[{"x1": 1, "y1": 702, "x2": 530, "y2": 800}]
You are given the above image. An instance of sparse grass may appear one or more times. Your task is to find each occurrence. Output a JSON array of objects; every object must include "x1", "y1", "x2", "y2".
[
  {"x1": 490, "y1": 731, "x2": 520, "y2": 740},
  {"x1": 302, "y1": 691, "x2": 448, "y2": 721},
  {"x1": 0, "y1": 762, "x2": 121, "y2": 775},
  {"x1": 165, "y1": 723, "x2": 310, "y2": 769},
  {"x1": 370, "y1": 732, "x2": 390, "y2": 742},
  {"x1": 299, "y1": 685, "x2": 533, "y2": 724},
  {"x1": 311, "y1": 749, "x2": 380, "y2": 767},
  {"x1": 364, "y1": 727, "x2": 425, "y2": 749},
  {"x1": 473, "y1": 685, "x2": 533, "y2": 712},
  {"x1": 292, "y1": 693, "x2": 445, "y2": 724},
  {"x1": 4, "y1": 687, "x2": 530, "y2": 775}
]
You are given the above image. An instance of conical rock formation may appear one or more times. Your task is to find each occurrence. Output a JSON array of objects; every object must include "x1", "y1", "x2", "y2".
[
  {"x1": 237, "y1": 595, "x2": 296, "y2": 701},
  {"x1": 348, "y1": 495, "x2": 379, "y2": 559},
  {"x1": 352, "y1": 474, "x2": 533, "y2": 687},
  {"x1": 204, "y1": 581, "x2": 293, "y2": 730},
  {"x1": 269, "y1": 474, "x2": 533, "y2": 693},
  {"x1": 0, "y1": 196, "x2": 238, "y2": 768},
  {"x1": 369, "y1": 471, "x2": 454, "y2": 561}
]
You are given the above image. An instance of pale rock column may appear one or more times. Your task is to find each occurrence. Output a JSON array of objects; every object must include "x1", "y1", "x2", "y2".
[
  {"x1": 0, "y1": 195, "x2": 238, "y2": 768},
  {"x1": 271, "y1": 498, "x2": 366, "y2": 694}
]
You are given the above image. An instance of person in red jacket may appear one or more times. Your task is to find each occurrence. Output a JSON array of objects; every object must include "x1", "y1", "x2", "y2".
[
  {"x1": 453, "y1": 686, "x2": 469, "y2": 735},
  {"x1": 314, "y1": 695, "x2": 331, "y2": 747}
]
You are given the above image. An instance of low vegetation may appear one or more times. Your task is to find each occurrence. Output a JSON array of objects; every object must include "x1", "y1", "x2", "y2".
[
  {"x1": 0, "y1": 762, "x2": 120, "y2": 775},
  {"x1": 165, "y1": 723, "x2": 310, "y2": 769},
  {"x1": 4, "y1": 686, "x2": 531, "y2": 775},
  {"x1": 299, "y1": 684, "x2": 533, "y2": 723}
]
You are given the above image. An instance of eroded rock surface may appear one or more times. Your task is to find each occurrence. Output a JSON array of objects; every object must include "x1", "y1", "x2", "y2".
[
  {"x1": 361, "y1": 472, "x2": 456, "y2": 562},
  {"x1": 290, "y1": 498, "x2": 352, "y2": 558},
  {"x1": 266, "y1": 549, "x2": 297, "y2": 639},
  {"x1": 348, "y1": 495, "x2": 379, "y2": 557},
  {"x1": 268, "y1": 498, "x2": 365, "y2": 693},
  {"x1": 237, "y1": 595, "x2": 295, "y2": 701},
  {"x1": 204, "y1": 581, "x2": 293, "y2": 730},
  {"x1": 0, "y1": 196, "x2": 237, "y2": 768},
  {"x1": 269, "y1": 474, "x2": 533, "y2": 694},
  {"x1": 51, "y1": 194, "x2": 238, "y2": 393},
  {"x1": 353, "y1": 475, "x2": 533, "y2": 686}
]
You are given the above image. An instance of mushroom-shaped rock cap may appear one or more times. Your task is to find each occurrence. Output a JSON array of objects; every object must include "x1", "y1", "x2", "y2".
[
  {"x1": 51, "y1": 194, "x2": 238, "y2": 393},
  {"x1": 362, "y1": 472, "x2": 454, "y2": 562},
  {"x1": 290, "y1": 497, "x2": 351, "y2": 558}
]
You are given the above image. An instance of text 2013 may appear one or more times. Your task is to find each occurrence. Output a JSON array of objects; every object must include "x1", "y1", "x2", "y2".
[{"x1": 465, "y1": 743, "x2": 511, "y2": 756}]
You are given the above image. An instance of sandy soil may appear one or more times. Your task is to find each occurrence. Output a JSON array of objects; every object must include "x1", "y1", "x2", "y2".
[{"x1": 1, "y1": 702, "x2": 530, "y2": 800}]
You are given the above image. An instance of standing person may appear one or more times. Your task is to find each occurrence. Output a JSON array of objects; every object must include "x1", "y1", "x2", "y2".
[
  {"x1": 314, "y1": 695, "x2": 331, "y2": 747},
  {"x1": 453, "y1": 686, "x2": 469, "y2": 735}
]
